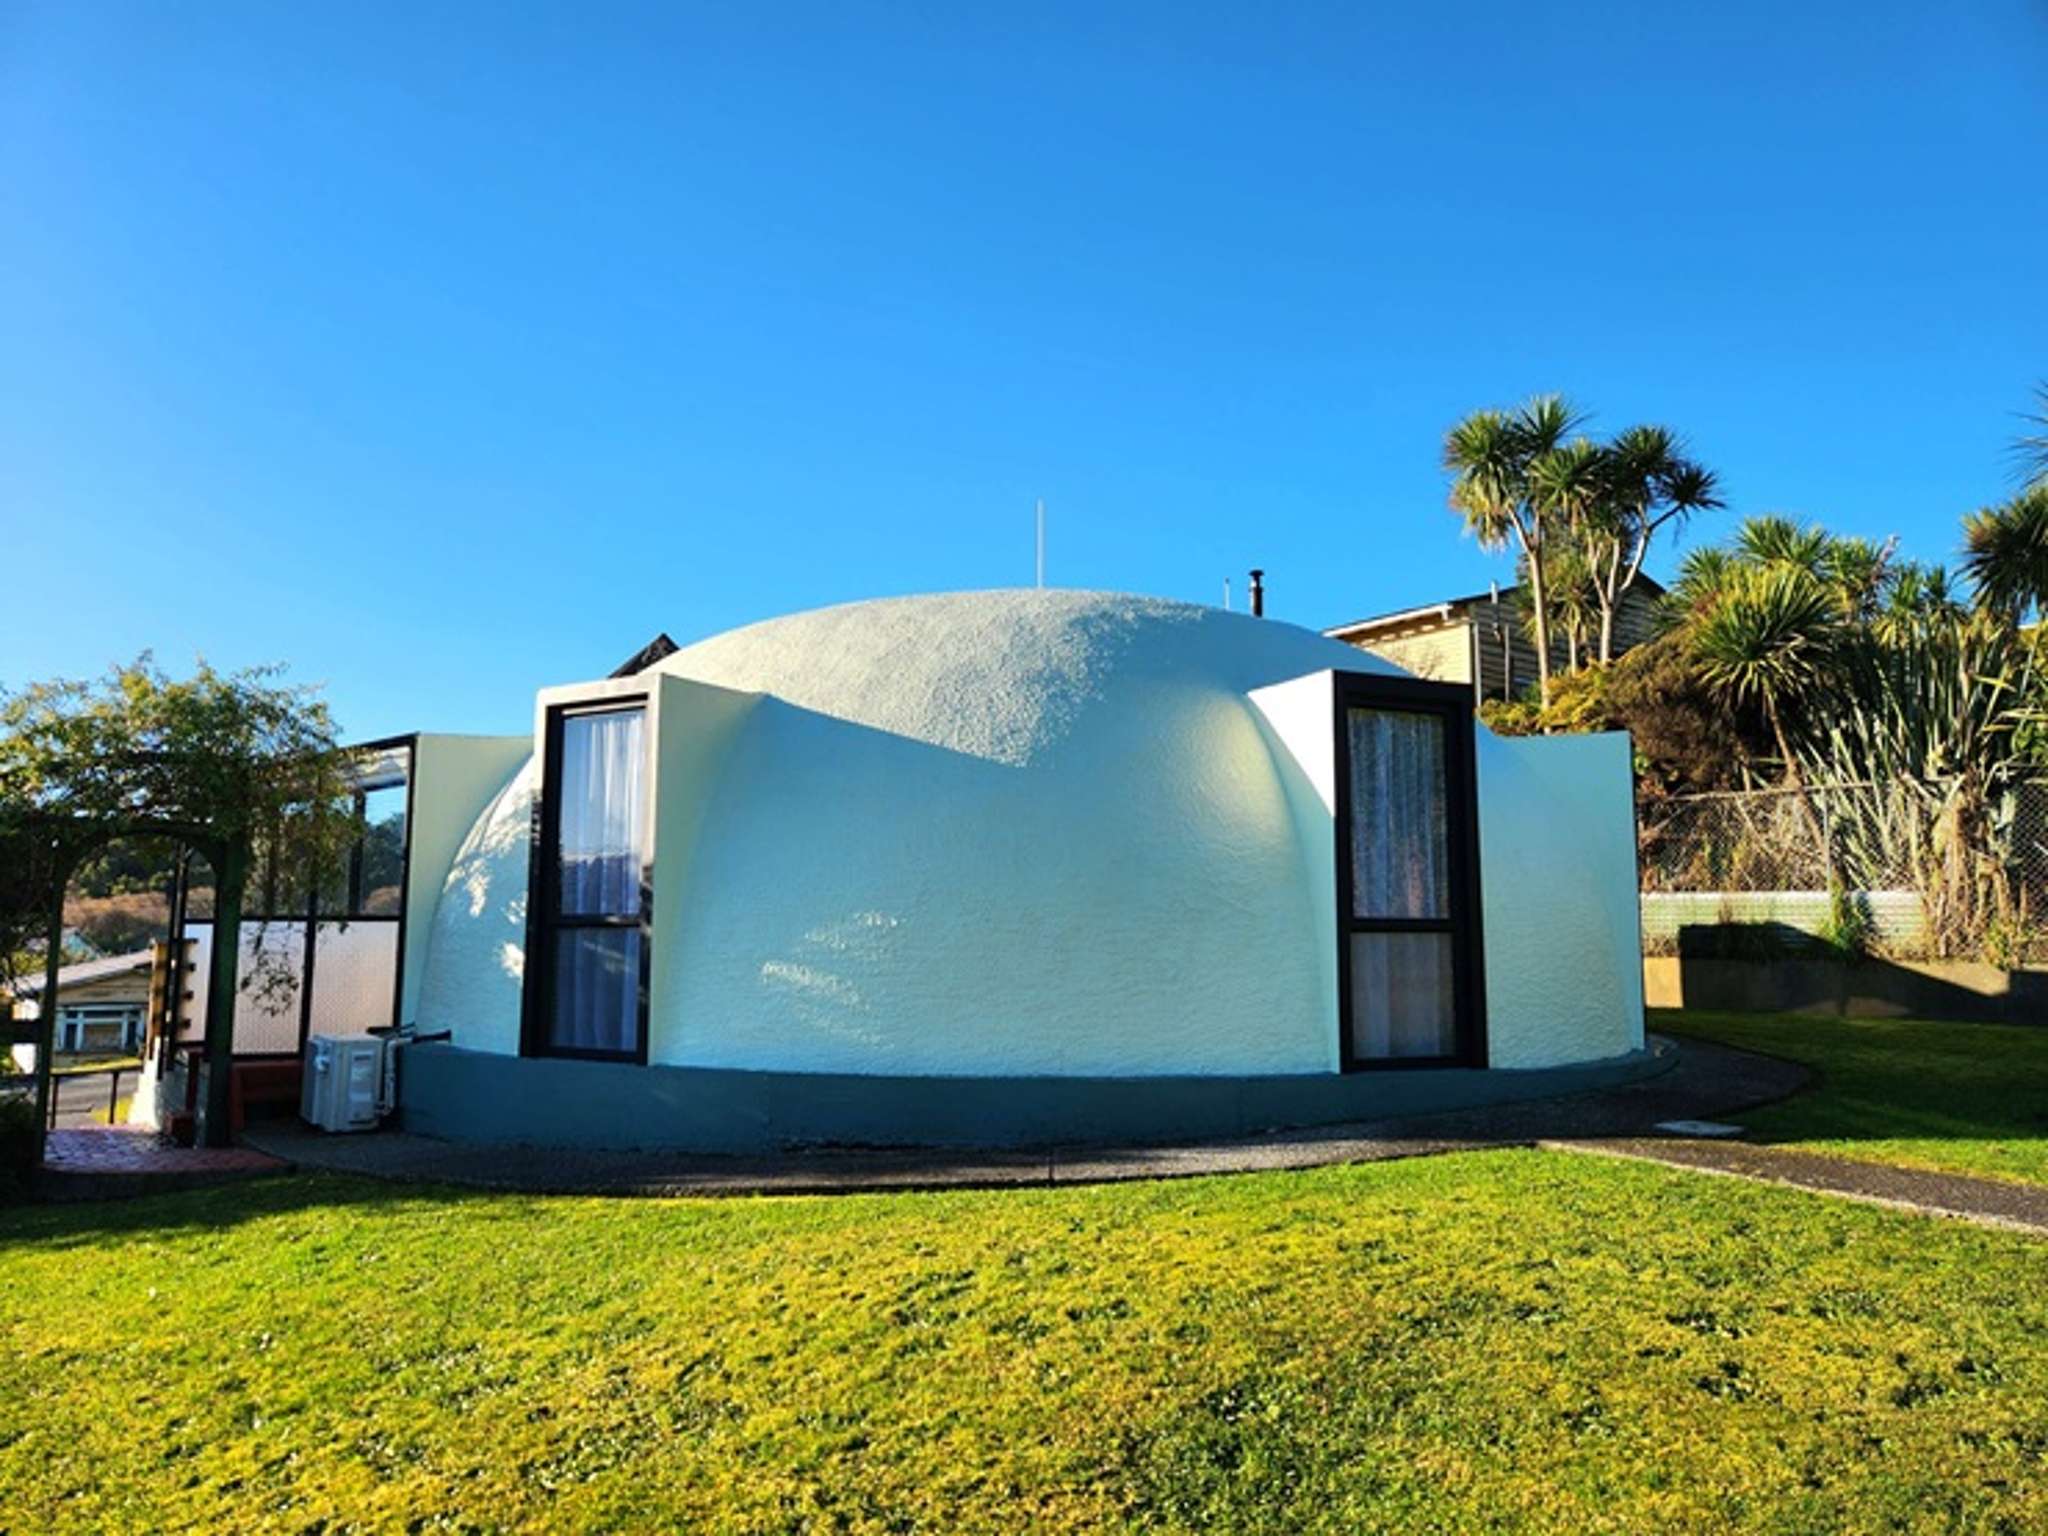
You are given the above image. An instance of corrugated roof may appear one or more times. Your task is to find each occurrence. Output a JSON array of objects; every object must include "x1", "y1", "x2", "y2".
[{"x1": 6, "y1": 949, "x2": 154, "y2": 999}]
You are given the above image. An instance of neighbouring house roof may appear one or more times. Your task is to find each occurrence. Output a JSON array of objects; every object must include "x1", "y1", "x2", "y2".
[
  {"x1": 6, "y1": 949, "x2": 155, "y2": 1000},
  {"x1": 1324, "y1": 574, "x2": 1667, "y2": 640}
]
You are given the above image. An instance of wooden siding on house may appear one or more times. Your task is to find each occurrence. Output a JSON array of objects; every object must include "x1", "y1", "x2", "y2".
[
  {"x1": 1356, "y1": 625, "x2": 1474, "y2": 686},
  {"x1": 1334, "y1": 583, "x2": 1664, "y2": 701}
]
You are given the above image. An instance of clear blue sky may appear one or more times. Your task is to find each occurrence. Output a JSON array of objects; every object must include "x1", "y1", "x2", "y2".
[{"x1": 5, "y1": 3, "x2": 2044, "y2": 739}]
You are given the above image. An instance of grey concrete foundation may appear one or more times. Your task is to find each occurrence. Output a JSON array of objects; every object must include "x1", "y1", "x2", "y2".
[{"x1": 397, "y1": 1042, "x2": 1670, "y2": 1154}]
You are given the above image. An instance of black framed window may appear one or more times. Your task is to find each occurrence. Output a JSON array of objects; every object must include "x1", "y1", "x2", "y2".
[
  {"x1": 1333, "y1": 674, "x2": 1485, "y2": 1069},
  {"x1": 525, "y1": 700, "x2": 651, "y2": 1062}
]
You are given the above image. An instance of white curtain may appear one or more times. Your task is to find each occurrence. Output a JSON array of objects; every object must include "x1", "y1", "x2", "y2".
[
  {"x1": 558, "y1": 709, "x2": 646, "y2": 917},
  {"x1": 1347, "y1": 708, "x2": 1448, "y2": 920},
  {"x1": 550, "y1": 707, "x2": 646, "y2": 1054},
  {"x1": 1349, "y1": 933, "x2": 1457, "y2": 1059}
]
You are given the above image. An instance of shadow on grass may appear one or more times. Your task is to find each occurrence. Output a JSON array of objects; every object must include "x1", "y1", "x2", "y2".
[{"x1": 0, "y1": 1170, "x2": 542, "y2": 1252}]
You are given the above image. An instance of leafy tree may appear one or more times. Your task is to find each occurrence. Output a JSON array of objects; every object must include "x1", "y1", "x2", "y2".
[{"x1": 0, "y1": 656, "x2": 358, "y2": 1149}]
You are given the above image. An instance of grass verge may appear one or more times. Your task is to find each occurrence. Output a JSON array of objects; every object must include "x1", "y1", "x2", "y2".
[{"x1": 4, "y1": 1152, "x2": 2047, "y2": 1532}]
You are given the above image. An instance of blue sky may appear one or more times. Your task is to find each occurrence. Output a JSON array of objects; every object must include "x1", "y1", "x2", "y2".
[{"x1": 4, "y1": 3, "x2": 2045, "y2": 739}]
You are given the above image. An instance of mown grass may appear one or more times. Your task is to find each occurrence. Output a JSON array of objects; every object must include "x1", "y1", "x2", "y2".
[
  {"x1": 1656, "y1": 1009, "x2": 2048, "y2": 1188},
  {"x1": 5, "y1": 1153, "x2": 2048, "y2": 1533}
]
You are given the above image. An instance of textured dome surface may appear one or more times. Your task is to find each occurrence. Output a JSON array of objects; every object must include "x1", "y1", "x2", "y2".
[{"x1": 651, "y1": 589, "x2": 1396, "y2": 768}]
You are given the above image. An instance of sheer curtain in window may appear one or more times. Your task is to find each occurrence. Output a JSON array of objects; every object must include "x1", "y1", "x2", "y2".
[
  {"x1": 1347, "y1": 708, "x2": 1457, "y2": 1059},
  {"x1": 558, "y1": 709, "x2": 646, "y2": 917},
  {"x1": 1348, "y1": 709, "x2": 1448, "y2": 921},
  {"x1": 550, "y1": 707, "x2": 646, "y2": 1055}
]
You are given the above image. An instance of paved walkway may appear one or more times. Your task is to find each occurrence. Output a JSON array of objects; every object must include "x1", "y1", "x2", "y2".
[
  {"x1": 243, "y1": 1035, "x2": 1814, "y2": 1198},
  {"x1": 36, "y1": 1126, "x2": 286, "y2": 1203},
  {"x1": 35, "y1": 1040, "x2": 2048, "y2": 1234},
  {"x1": 1551, "y1": 1137, "x2": 2048, "y2": 1236}
]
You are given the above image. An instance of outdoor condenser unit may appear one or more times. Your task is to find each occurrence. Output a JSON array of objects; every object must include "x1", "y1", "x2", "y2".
[{"x1": 300, "y1": 1035, "x2": 385, "y2": 1133}]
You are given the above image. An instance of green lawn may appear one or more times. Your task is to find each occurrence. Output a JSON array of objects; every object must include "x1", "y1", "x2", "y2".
[
  {"x1": 6, "y1": 1154, "x2": 2048, "y2": 1533},
  {"x1": 1655, "y1": 1009, "x2": 2048, "y2": 1188}
]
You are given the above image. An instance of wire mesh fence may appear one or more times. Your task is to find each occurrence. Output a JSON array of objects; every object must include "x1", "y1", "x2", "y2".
[{"x1": 1637, "y1": 780, "x2": 2048, "y2": 962}]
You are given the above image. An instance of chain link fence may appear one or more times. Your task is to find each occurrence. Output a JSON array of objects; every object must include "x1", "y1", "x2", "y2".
[{"x1": 1638, "y1": 781, "x2": 2048, "y2": 962}]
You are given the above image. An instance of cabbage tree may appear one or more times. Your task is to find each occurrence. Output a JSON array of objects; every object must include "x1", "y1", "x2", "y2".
[{"x1": 1443, "y1": 395, "x2": 1581, "y2": 706}]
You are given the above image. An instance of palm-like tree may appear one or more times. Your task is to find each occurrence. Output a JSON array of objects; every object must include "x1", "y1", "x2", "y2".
[
  {"x1": 1690, "y1": 563, "x2": 1841, "y2": 811},
  {"x1": 1733, "y1": 515, "x2": 1830, "y2": 575},
  {"x1": 2014, "y1": 382, "x2": 2048, "y2": 490},
  {"x1": 1443, "y1": 395, "x2": 1581, "y2": 706},
  {"x1": 1874, "y1": 560, "x2": 1965, "y2": 644},
  {"x1": 1661, "y1": 545, "x2": 1738, "y2": 628},
  {"x1": 1530, "y1": 438, "x2": 1607, "y2": 668},
  {"x1": 1962, "y1": 484, "x2": 2048, "y2": 623},
  {"x1": 1819, "y1": 536, "x2": 1897, "y2": 623},
  {"x1": 1588, "y1": 426, "x2": 1722, "y2": 663}
]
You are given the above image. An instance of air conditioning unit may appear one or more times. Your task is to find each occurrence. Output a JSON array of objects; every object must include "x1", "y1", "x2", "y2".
[{"x1": 301, "y1": 1035, "x2": 386, "y2": 1133}]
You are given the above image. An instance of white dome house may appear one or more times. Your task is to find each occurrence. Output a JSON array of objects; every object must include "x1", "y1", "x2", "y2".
[{"x1": 393, "y1": 590, "x2": 1651, "y2": 1150}]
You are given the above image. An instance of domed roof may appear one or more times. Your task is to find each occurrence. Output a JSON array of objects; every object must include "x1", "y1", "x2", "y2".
[{"x1": 653, "y1": 588, "x2": 1394, "y2": 767}]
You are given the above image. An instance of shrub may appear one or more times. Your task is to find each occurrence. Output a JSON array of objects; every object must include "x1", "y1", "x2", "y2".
[
  {"x1": 1477, "y1": 635, "x2": 1763, "y2": 797},
  {"x1": 1816, "y1": 879, "x2": 1872, "y2": 961}
]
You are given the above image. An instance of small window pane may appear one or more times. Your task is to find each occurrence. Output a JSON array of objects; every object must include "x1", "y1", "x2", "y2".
[
  {"x1": 1348, "y1": 932, "x2": 1456, "y2": 1060},
  {"x1": 1347, "y1": 708, "x2": 1449, "y2": 920},
  {"x1": 549, "y1": 928, "x2": 642, "y2": 1055},
  {"x1": 557, "y1": 708, "x2": 646, "y2": 917},
  {"x1": 358, "y1": 783, "x2": 408, "y2": 915}
]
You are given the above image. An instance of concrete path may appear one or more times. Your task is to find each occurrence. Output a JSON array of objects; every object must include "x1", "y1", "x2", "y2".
[
  {"x1": 1550, "y1": 1137, "x2": 2048, "y2": 1237},
  {"x1": 35, "y1": 1037, "x2": 2048, "y2": 1235},
  {"x1": 242, "y1": 1035, "x2": 1814, "y2": 1198}
]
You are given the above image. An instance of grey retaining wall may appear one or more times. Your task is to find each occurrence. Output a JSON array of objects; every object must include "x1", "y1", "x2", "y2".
[{"x1": 1644, "y1": 955, "x2": 2048, "y2": 1022}]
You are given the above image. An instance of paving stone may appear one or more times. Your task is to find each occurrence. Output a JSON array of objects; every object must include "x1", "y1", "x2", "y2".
[{"x1": 35, "y1": 1127, "x2": 287, "y2": 1202}]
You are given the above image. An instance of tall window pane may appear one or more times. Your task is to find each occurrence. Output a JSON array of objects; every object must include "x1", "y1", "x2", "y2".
[
  {"x1": 542, "y1": 703, "x2": 647, "y2": 1059},
  {"x1": 558, "y1": 708, "x2": 646, "y2": 917},
  {"x1": 551, "y1": 928, "x2": 642, "y2": 1055},
  {"x1": 1348, "y1": 933, "x2": 1457, "y2": 1059},
  {"x1": 1347, "y1": 708, "x2": 1448, "y2": 920}
]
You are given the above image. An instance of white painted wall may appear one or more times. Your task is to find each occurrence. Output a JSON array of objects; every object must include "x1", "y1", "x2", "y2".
[
  {"x1": 415, "y1": 755, "x2": 537, "y2": 1057},
  {"x1": 648, "y1": 676, "x2": 762, "y2": 1041},
  {"x1": 401, "y1": 734, "x2": 532, "y2": 1025},
  {"x1": 1476, "y1": 729, "x2": 1645, "y2": 1067},
  {"x1": 412, "y1": 591, "x2": 1643, "y2": 1078},
  {"x1": 1248, "y1": 670, "x2": 1341, "y2": 1073}
]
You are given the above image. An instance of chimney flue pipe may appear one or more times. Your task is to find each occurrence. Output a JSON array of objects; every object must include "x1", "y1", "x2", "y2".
[{"x1": 1248, "y1": 569, "x2": 1265, "y2": 618}]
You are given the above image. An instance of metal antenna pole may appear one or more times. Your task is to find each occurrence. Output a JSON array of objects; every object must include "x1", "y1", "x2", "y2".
[{"x1": 1223, "y1": 577, "x2": 1232, "y2": 611}]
